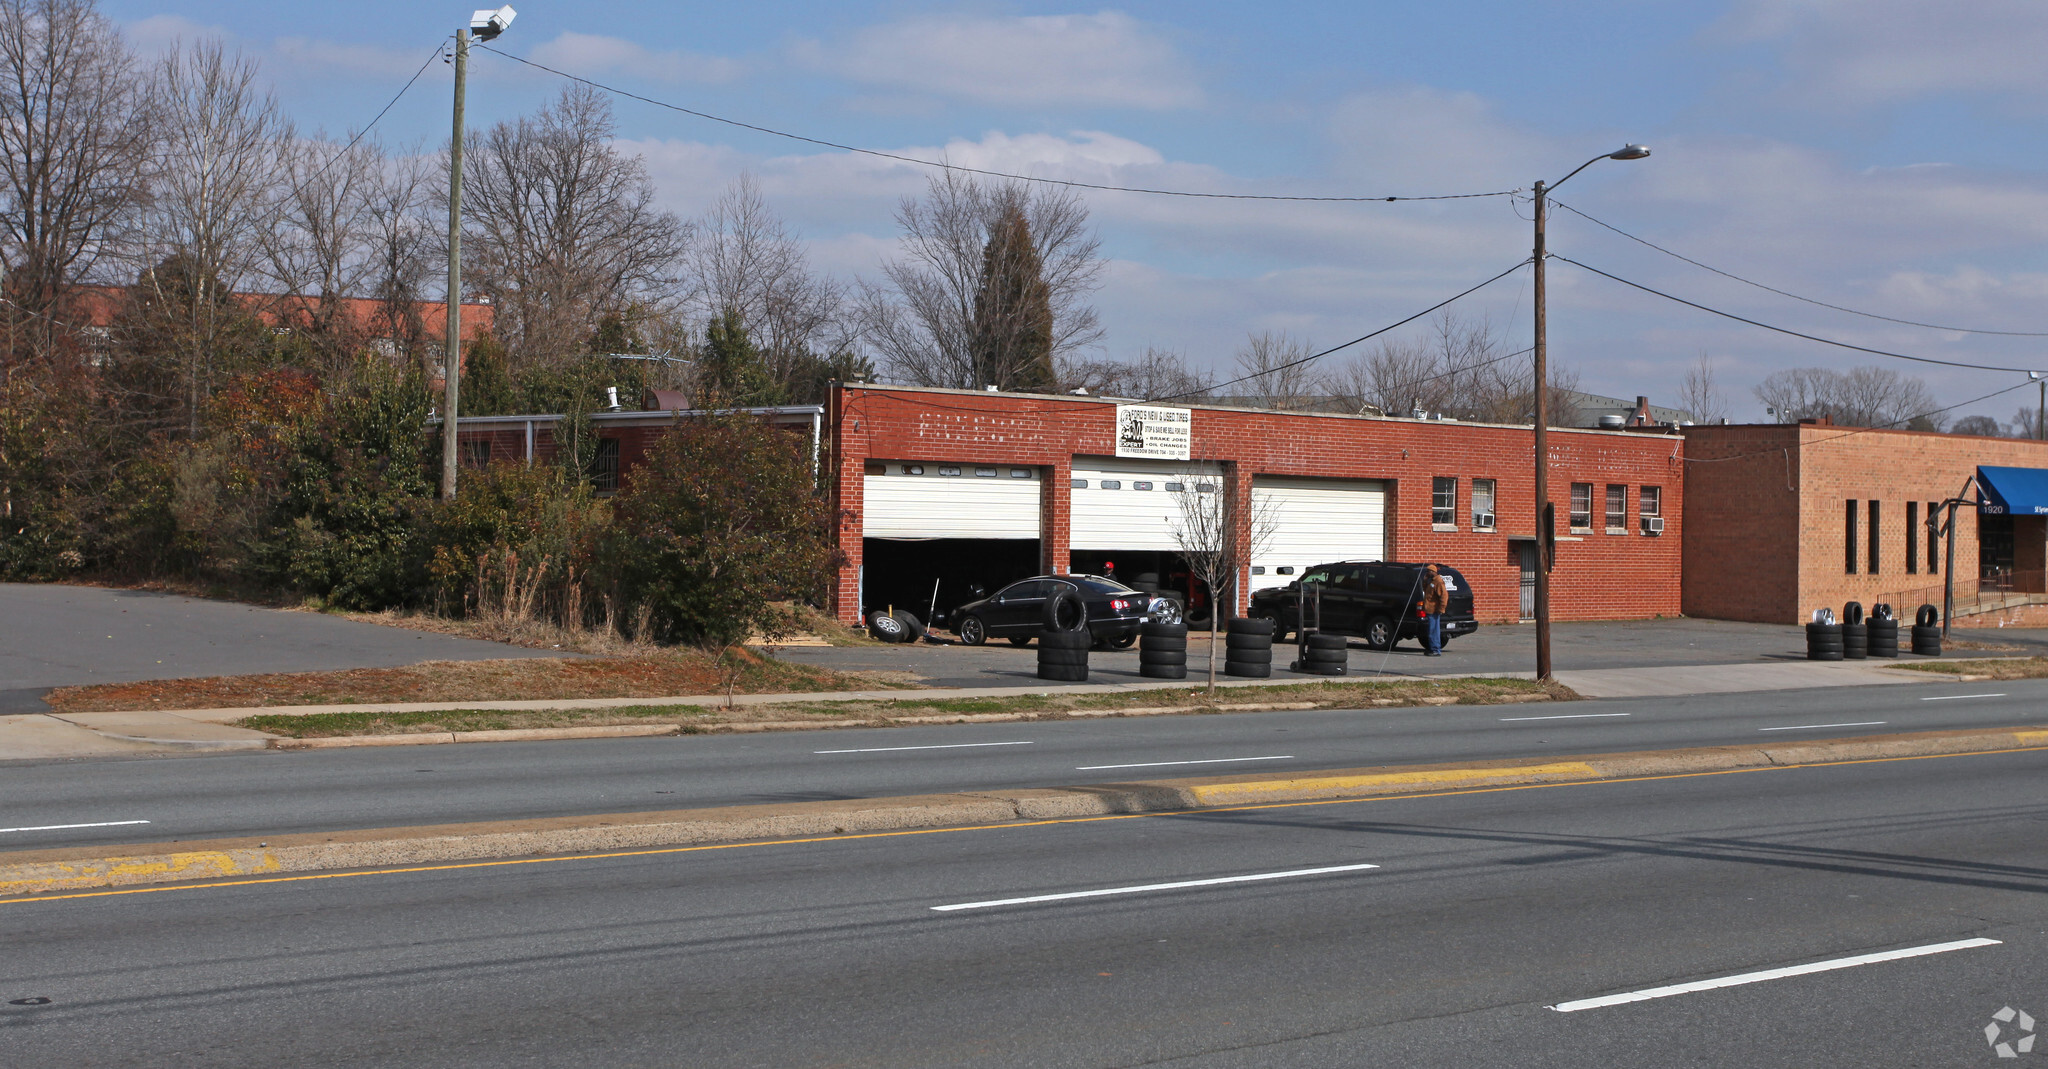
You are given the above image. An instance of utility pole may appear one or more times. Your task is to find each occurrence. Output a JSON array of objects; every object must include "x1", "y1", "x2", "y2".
[
  {"x1": 1526, "y1": 145, "x2": 1650, "y2": 682},
  {"x1": 1531, "y1": 179, "x2": 1552, "y2": 680},
  {"x1": 439, "y1": 7, "x2": 516, "y2": 501},
  {"x1": 439, "y1": 26, "x2": 469, "y2": 501}
]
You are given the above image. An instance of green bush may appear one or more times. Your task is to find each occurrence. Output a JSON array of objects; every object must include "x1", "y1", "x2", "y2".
[
  {"x1": 416, "y1": 460, "x2": 610, "y2": 623},
  {"x1": 608, "y1": 411, "x2": 836, "y2": 646}
]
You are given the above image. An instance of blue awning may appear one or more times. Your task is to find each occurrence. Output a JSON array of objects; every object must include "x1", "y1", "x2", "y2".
[{"x1": 1976, "y1": 466, "x2": 2048, "y2": 515}]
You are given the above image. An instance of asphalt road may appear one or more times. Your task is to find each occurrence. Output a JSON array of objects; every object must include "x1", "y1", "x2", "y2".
[
  {"x1": 0, "y1": 584, "x2": 558, "y2": 713},
  {"x1": 777, "y1": 615, "x2": 2048, "y2": 687},
  {"x1": 4, "y1": 673, "x2": 2043, "y2": 852},
  {"x1": 4, "y1": 746, "x2": 2043, "y2": 1066}
]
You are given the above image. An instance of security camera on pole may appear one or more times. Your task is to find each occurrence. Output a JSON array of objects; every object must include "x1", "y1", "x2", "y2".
[
  {"x1": 439, "y1": 6, "x2": 517, "y2": 501},
  {"x1": 1530, "y1": 144, "x2": 1649, "y2": 680}
]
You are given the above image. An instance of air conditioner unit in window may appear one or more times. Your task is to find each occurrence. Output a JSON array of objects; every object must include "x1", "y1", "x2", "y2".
[
  {"x1": 1643, "y1": 516, "x2": 1665, "y2": 534},
  {"x1": 1475, "y1": 512, "x2": 1495, "y2": 529}
]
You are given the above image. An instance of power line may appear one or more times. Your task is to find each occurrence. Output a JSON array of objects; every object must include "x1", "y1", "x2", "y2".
[
  {"x1": 1553, "y1": 254, "x2": 2043, "y2": 374},
  {"x1": 475, "y1": 45, "x2": 1516, "y2": 205},
  {"x1": 1147, "y1": 260, "x2": 1532, "y2": 402},
  {"x1": 1551, "y1": 199, "x2": 2048, "y2": 338}
]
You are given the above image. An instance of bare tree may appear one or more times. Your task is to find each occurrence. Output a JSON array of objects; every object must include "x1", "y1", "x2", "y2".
[
  {"x1": 862, "y1": 169, "x2": 1103, "y2": 390},
  {"x1": 460, "y1": 85, "x2": 688, "y2": 368},
  {"x1": 0, "y1": 0, "x2": 153, "y2": 365},
  {"x1": 687, "y1": 175, "x2": 847, "y2": 392},
  {"x1": 1169, "y1": 468, "x2": 1277, "y2": 692},
  {"x1": 261, "y1": 128, "x2": 384, "y2": 371},
  {"x1": 1064, "y1": 346, "x2": 1213, "y2": 401},
  {"x1": 1950, "y1": 414, "x2": 2003, "y2": 437},
  {"x1": 133, "y1": 37, "x2": 286, "y2": 436},
  {"x1": 1229, "y1": 331, "x2": 1320, "y2": 410},
  {"x1": 1755, "y1": 366, "x2": 1941, "y2": 429},
  {"x1": 364, "y1": 146, "x2": 437, "y2": 374},
  {"x1": 1675, "y1": 351, "x2": 1726, "y2": 424}
]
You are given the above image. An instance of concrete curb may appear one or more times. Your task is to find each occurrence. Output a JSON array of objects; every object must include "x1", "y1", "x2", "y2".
[
  {"x1": 261, "y1": 696, "x2": 1514, "y2": 749},
  {"x1": 5, "y1": 723, "x2": 2044, "y2": 898}
]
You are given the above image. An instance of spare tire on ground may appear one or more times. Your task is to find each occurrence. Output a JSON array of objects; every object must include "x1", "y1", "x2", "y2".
[
  {"x1": 890, "y1": 609, "x2": 926, "y2": 641},
  {"x1": 868, "y1": 611, "x2": 910, "y2": 643}
]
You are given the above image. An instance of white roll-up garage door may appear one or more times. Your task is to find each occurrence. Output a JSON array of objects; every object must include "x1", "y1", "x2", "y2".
[
  {"x1": 1069, "y1": 458, "x2": 1223, "y2": 550},
  {"x1": 863, "y1": 461, "x2": 1042, "y2": 539},
  {"x1": 1250, "y1": 475, "x2": 1387, "y2": 592}
]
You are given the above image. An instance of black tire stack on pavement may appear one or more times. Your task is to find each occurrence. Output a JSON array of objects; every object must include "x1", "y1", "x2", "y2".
[
  {"x1": 1037, "y1": 588, "x2": 1091, "y2": 681},
  {"x1": 1867, "y1": 605, "x2": 1899, "y2": 658},
  {"x1": 1297, "y1": 630, "x2": 1348, "y2": 676},
  {"x1": 1138, "y1": 621, "x2": 1188, "y2": 680},
  {"x1": 1840, "y1": 601, "x2": 1867, "y2": 660},
  {"x1": 1911, "y1": 603, "x2": 1943, "y2": 656},
  {"x1": 1224, "y1": 617, "x2": 1274, "y2": 678},
  {"x1": 1805, "y1": 620, "x2": 1844, "y2": 661}
]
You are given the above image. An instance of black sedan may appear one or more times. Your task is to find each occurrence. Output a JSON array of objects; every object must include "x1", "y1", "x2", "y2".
[{"x1": 951, "y1": 574, "x2": 1154, "y2": 648}]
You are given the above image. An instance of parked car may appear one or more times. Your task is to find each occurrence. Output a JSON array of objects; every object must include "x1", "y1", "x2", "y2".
[
  {"x1": 1248, "y1": 560, "x2": 1479, "y2": 650},
  {"x1": 951, "y1": 574, "x2": 1158, "y2": 648}
]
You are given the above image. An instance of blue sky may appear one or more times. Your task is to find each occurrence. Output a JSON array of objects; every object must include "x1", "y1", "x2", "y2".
[{"x1": 101, "y1": 2, "x2": 2048, "y2": 423}]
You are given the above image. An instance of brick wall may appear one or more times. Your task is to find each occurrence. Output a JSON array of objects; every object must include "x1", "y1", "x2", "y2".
[
  {"x1": 832, "y1": 385, "x2": 1684, "y2": 625},
  {"x1": 1683, "y1": 424, "x2": 2048, "y2": 624}
]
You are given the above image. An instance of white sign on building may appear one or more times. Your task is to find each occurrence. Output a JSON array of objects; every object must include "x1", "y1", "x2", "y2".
[{"x1": 1114, "y1": 404, "x2": 1192, "y2": 460}]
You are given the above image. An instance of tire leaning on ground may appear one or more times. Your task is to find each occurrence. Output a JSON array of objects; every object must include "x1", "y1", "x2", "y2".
[
  {"x1": 868, "y1": 611, "x2": 909, "y2": 643},
  {"x1": 891, "y1": 609, "x2": 926, "y2": 641}
]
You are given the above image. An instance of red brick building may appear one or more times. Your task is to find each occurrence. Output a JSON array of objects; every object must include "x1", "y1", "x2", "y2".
[
  {"x1": 1681, "y1": 422, "x2": 2048, "y2": 626},
  {"x1": 826, "y1": 384, "x2": 1683, "y2": 628}
]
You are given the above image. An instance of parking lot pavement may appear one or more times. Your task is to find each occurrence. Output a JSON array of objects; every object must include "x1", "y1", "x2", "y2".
[
  {"x1": 0, "y1": 584, "x2": 560, "y2": 713},
  {"x1": 770, "y1": 617, "x2": 2048, "y2": 687}
]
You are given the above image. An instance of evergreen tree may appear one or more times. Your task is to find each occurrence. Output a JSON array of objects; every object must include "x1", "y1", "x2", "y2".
[
  {"x1": 697, "y1": 309, "x2": 785, "y2": 408},
  {"x1": 969, "y1": 205, "x2": 1057, "y2": 393}
]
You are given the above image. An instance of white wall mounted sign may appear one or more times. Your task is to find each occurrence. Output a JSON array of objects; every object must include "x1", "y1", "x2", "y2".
[{"x1": 1114, "y1": 405, "x2": 1192, "y2": 461}]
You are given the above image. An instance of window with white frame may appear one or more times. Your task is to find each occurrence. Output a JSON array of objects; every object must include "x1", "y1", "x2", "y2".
[
  {"x1": 1432, "y1": 477, "x2": 1457, "y2": 527},
  {"x1": 1605, "y1": 484, "x2": 1627, "y2": 532},
  {"x1": 1640, "y1": 485, "x2": 1663, "y2": 535},
  {"x1": 1569, "y1": 483, "x2": 1593, "y2": 532},
  {"x1": 1471, "y1": 479, "x2": 1497, "y2": 531}
]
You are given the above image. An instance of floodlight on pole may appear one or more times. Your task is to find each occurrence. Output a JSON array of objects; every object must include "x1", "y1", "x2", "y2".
[
  {"x1": 470, "y1": 6, "x2": 515, "y2": 41},
  {"x1": 1530, "y1": 144, "x2": 1650, "y2": 681}
]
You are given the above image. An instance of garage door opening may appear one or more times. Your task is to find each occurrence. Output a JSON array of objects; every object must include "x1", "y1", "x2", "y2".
[{"x1": 862, "y1": 538, "x2": 1041, "y2": 631}]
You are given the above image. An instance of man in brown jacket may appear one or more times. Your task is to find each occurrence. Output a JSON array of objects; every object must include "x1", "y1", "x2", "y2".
[{"x1": 1420, "y1": 563, "x2": 1448, "y2": 656}]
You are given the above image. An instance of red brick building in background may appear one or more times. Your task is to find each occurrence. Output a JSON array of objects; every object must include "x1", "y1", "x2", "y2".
[
  {"x1": 1682, "y1": 422, "x2": 2048, "y2": 626},
  {"x1": 826, "y1": 384, "x2": 1683, "y2": 628}
]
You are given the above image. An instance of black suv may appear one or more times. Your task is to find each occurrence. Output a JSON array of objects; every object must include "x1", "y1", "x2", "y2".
[{"x1": 1248, "y1": 561, "x2": 1479, "y2": 650}]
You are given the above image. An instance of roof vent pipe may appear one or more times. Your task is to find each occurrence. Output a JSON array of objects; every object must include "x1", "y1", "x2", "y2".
[{"x1": 1598, "y1": 414, "x2": 1626, "y2": 429}]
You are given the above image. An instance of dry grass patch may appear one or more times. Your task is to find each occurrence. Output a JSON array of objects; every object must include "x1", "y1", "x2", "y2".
[
  {"x1": 1893, "y1": 657, "x2": 2048, "y2": 680},
  {"x1": 44, "y1": 648, "x2": 914, "y2": 712},
  {"x1": 237, "y1": 675, "x2": 1572, "y2": 738}
]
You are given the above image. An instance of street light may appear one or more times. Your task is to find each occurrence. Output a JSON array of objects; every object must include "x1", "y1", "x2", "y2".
[
  {"x1": 439, "y1": 6, "x2": 518, "y2": 501},
  {"x1": 1531, "y1": 144, "x2": 1650, "y2": 680}
]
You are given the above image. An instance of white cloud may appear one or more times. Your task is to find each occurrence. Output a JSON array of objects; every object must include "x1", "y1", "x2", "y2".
[
  {"x1": 1720, "y1": 0, "x2": 2048, "y2": 108},
  {"x1": 526, "y1": 32, "x2": 746, "y2": 85},
  {"x1": 792, "y1": 11, "x2": 1200, "y2": 109}
]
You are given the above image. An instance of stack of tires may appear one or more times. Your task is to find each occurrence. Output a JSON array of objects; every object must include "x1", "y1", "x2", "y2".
[
  {"x1": 1036, "y1": 588, "x2": 1090, "y2": 682},
  {"x1": 1805, "y1": 617, "x2": 1844, "y2": 661},
  {"x1": 1297, "y1": 630, "x2": 1348, "y2": 676},
  {"x1": 1840, "y1": 602, "x2": 1868, "y2": 660},
  {"x1": 866, "y1": 609, "x2": 924, "y2": 644},
  {"x1": 1139, "y1": 622, "x2": 1188, "y2": 680},
  {"x1": 1224, "y1": 617, "x2": 1274, "y2": 678},
  {"x1": 1867, "y1": 604, "x2": 1899, "y2": 658},
  {"x1": 1911, "y1": 604, "x2": 1943, "y2": 656}
]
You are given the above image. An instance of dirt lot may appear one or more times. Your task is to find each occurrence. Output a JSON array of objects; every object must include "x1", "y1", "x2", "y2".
[{"x1": 41, "y1": 649, "x2": 914, "y2": 712}]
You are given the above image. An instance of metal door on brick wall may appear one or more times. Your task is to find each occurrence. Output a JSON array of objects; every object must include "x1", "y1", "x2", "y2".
[
  {"x1": 862, "y1": 461, "x2": 1042, "y2": 538},
  {"x1": 1070, "y1": 458, "x2": 1223, "y2": 551},
  {"x1": 1249, "y1": 476, "x2": 1388, "y2": 595},
  {"x1": 1518, "y1": 543, "x2": 1537, "y2": 619}
]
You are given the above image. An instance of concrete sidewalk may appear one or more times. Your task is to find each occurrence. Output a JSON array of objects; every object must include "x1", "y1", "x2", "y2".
[{"x1": 1, "y1": 658, "x2": 1949, "y2": 760}]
